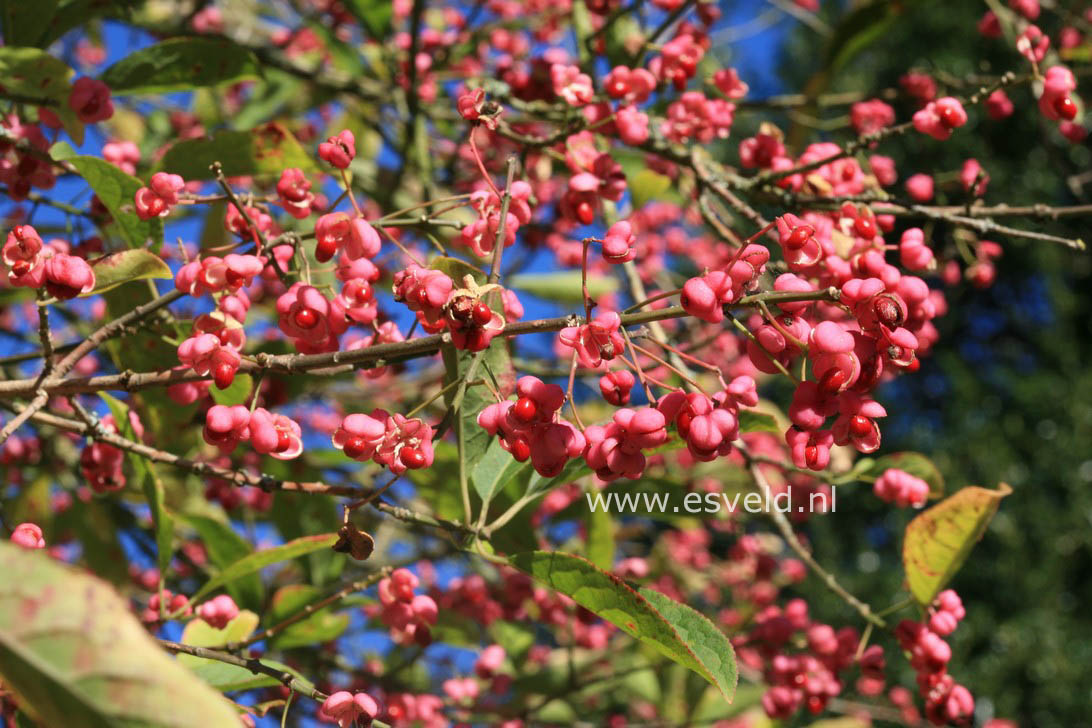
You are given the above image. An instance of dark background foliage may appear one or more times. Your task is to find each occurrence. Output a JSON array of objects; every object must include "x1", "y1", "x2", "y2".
[{"x1": 767, "y1": 3, "x2": 1092, "y2": 725}]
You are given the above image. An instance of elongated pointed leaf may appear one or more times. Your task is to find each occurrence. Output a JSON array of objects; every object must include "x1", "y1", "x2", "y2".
[
  {"x1": 0, "y1": 542, "x2": 240, "y2": 726},
  {"x1": 507, "y1": 270, "x2": 618, "y2": 304},
  {"x1": 99, "y1": 393, "x2": 174, "y2": 575},
  {"x1": 101, "y1": 38, "x2": 261, "y2": 95},
  {"x1": 0, "y1": 47, "x2": 83, "y2": 143},
  {"x1": 157, "y1": 122, "x2": 317, "y2": 180},
  {"x1": 0, "y1": 0, "x2": 59, "y2": 47},
  {"x1": 471, "y1": 438, "x2": 531, "y2": 507},
  {"x1": 191, "y1": 533, "x2": 339, "y2": 604},
  {"x1": 266, "y1": 585, "x2": 350, "y2": 650},
  {"x1": 86, "y1": 249, "x2": 172, "y2": 295},
  {"x1": 180, "y1": 514, "x2": 264, "y2": 611},
  {"x1": 903, "y1": 483, "x2": 1012, "y2": 604},
  {"x1": 208, "y1": 373, "x2": 254, "y2": 407},
  {"x1": 343, "y1": 0, "x2": 393, "y2": 40},
  {"x1": 57, "y1": 154, "x2": 163, "y2": 249},
  {"x1": 509, "y1": 551, "x2": 737, "y2": 702},
  {"x1": 737, "y1": 410, "x2": 779, "y2": 434},
  {"x1": 586, "y1": 504, "x2": 615, "y2": 570}
]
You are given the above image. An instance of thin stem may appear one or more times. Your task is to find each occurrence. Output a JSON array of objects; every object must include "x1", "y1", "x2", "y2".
[
  {"x1": 224, "y1": 568, "x2": 391, "y2": 650},
  {"x1": 489, "y1": 156, "x2": 520, "y2": 284},
  {"x1": 746, "y1": 457, "x2": 886, "y2": 628},
  {"x1": 630, "y1": 341, "x2": 707, "y2": 393},
  {"x1": 620, "y1": 327, "x2": 656, "y2": 402},
  {"x1": 340, "y1": 169, "x2": 364, "y2": 217},
  {"x1": 405, "y1": 378, "x2": 482, "y2": 419},
  {"x1": 623, "y1": 287, "x2": 682, "y2": 314},
  {"x1": 565, "y1": 350, "x2": 586, "y2": 431},
  {"x1": 468, "y1": 129, "x2": 503, "y2": 198}
]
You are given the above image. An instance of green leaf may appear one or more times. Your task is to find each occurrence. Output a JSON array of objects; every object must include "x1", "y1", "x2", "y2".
[
  {"x1": 0, "y1": 0, "x2": 59, "y2": 47},
  {"x1": 37, "y1": 0, "x2": 144, "y2": 48},
  {"x1": 429, "y1": 255, "x2": 486, "y2": 284},
  {"x1": 58, "y1": 498, "x2": 129, "y2": 585},
  {"x1": 85, "y1": 249, "x2": 171, "y2": 295},
  {"x1": 637, "y1": 587, "x2": 738, "y2": 701},
  {"x1": 509, "y1": 551, "x2": 737, "y2": 702},
  {"x1": 64, "y1": 155, "x2": 163, "y2": 249},
  {"x1": 405, "y1": 442, "x2": 466, "y2": 523},
  {"x1": 471, "y1": 438, "x2": 531, "y2": 509},
  {"x1": 527, "y1": 457, "x2": 594, "y2": 496},
  {"x1": 862, "y1": 451, "x2": 945, "y2": 499},
  {"x1": 157, "y1": 122, "x2": 318, "y2": 180},
  {"x1": 629, "y1": 168, "x2": 673, "y2": 211},
  {"x1": 178, "y1": 610, "x2": 260, "y2": 651},
  {"x1": 441, "y1": 338, "x2": 514, "y2": 471},
  {"x1": 266, "y1": 585, "x2": 350, "y2": 650},
  {"x1": 176, "y1": 611, "x2": 291, "y2": 691},
  {"x1": 0, "y1": 46, "x2": 82, "y2": 143},
  {"x1": 507, "y1": 270, "x2": 619, "y2": 304},
  {"x1": 586, "y1": 502, "x2": 615, "y2": 570},
  {"x1": 825, "y1": 1, "x2": 906, "y2": 75},
  {"x1": 489, "y1": 620, "x2": 534, "y2": 661},
  {"x1": 209, "y1": 373, "x2": 254, "y2": 407},
  {"x1": 902, "y1": 483, "x2": 1012, "y2": 605},
  {"x1": 140, "y1": 464, "x2": 174, "y2": 576},
  {"x1": 180, "y1": 514, "x2": 264, "y2": 611},
  {"x1": 101, "y1": 392, "x2": 175, "y2": 576},
  {"x1": 737, "y1": 410, "x2": 779, "y2": 434},
  {"x1": 191, "y1": 533, "x2": 340, "y2": 604},
  {"x1": 270, "y1": 494, "x2": 345, "y2": 587},
  {"x1": 0, "y1": 542, "x2": 241, "y2": 726},
  {"x1": 343, "y1": 0, "x2": 393, "y2": 40},
  {"x1": 101, "y1": 38, "x2": 261, "y2": 96},
  {"x1": 0, "y1": 46, "x2": 69, "y2": 101},
  {"x1": 186, "y1": 660, "x2": 280, "y2": 692}
]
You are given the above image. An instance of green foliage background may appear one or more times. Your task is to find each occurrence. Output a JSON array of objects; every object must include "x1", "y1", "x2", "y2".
[{"x1": 765, "y1": 3, "x2": 1092, "y2": 725}]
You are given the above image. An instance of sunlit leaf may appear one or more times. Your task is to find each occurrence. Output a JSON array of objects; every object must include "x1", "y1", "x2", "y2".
[
  {"x1": 0, "y1": 542, "x2": 240, "y2": 726},
  {"x1": 180, "y1": 514, "x2": 264, "y2": 611},
  {"x1": 85, "y1": 249, "x2": 172, "y2": 295},
  {"x1": 191, "y1": 533, "x2": 340, "y2": 604},
  {"x1": 509, "y1": 551, "x2": 737, "y2": 702},
  {"x1": 0, "y1": 46, "x2": 82, "y2": 143},
  {"x1": 508, "y1": 270, "x2": 619, "y2": 304},
  {"x1": 586, "y1": 502, "x2": 615, "y2": 570},
  {"x1": 903, "y1": 484, "x2": 1012, "y2": 604},
  {"x1": 471, "y1": 438, "x2": 531, "y2": 509},
  {"x1": 102, "y1": 37, "x2": 261, "y2": 95},
  {"x1": 629, "y1": 168, "x2": 672, "y2": 211},
  {"x1": 737, "y1": 410, "x2": 779, "y2": 434},
  {"x1": 157, "y1": 122, "x2": 318, "y2": 180},
  {"x1": 56, "y1": 153, "x2": 163, "y2": 249},
  {"x1": 266, "y1": 585, "x2": 350, "y2": 650},
  {"x1": 209, "y1": 373, "x2": 254, "y2": 407}
]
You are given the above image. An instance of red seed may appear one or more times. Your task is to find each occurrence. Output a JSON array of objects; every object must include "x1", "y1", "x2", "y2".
[
  {"x1": 510, "y1": 437, "x2": 531, "y2": 462},
  {"x1": 576, "y1": 200, "x2": 595, "y2": 225},
  {"x1": 1054, "y1": 96, "x2": 1078, "y2": 121},
  {"x1": 472, "y1": 302, "x2": 493, "y2": 326},
  {"x1": 342, "y1": 436, "x2": 368, "y2": 459},
  {"x1": 213, "y1": 362, "x2": 235, "y2": 390},
  {"x1": 400, "y1": 447, "x2": 426, "y2": 469},
  {"x1": 818, "y1": 367, "x2": 847, "y2": 395},
  {"x1": 849, "y1": 415, "x2": 872, "y2": 438},
  {"x1": 512, "y1": 396, "x2": 537, "y2": 423},
  {"x1": 315, "y1": 237, "x2": 338, "y2": 262},
  {"x1": 939, "y1": 105, "x2": 962, "y2": 128},
  {"x1": 293, "y1": 308, "x2": 319, "y2": 329}
]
